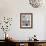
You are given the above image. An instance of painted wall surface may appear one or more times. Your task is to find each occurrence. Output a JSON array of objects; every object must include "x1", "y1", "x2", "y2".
[{"x1": 0, "y1": 0, "x2": 46, "y2": 40}]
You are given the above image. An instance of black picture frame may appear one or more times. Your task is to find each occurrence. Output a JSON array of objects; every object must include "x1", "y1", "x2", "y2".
[{"x1": 20, "y1": 13, "x2": 33, "y2": 29}]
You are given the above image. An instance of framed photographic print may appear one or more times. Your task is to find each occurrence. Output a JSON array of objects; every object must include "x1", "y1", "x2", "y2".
[{"x1": 20, "y1": 13, "x2": 33, "y2": 29}]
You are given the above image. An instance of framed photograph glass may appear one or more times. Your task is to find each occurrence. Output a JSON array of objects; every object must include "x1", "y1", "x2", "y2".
[{"x1": 20, "y1": 13, "x2": 33, "y2": 29}]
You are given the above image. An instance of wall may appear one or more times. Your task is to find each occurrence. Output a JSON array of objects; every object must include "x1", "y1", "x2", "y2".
[{"x1": 0, "y1": 0, "x2": 46, "y2": 40}]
